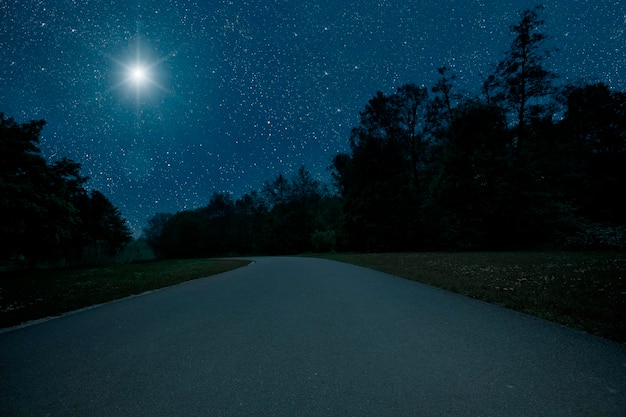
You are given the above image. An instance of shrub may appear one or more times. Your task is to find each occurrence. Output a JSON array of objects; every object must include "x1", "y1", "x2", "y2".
[
  {"x1": 311, "y1": 230, "x2": 337, "y2": 252},
  {"x1": 567, "y1": 223, "x2": 626, "y2": 250}
]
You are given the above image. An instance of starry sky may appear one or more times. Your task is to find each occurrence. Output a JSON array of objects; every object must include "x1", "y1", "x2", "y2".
[{"x1": 1, "y1": 1, "x2": 624, "y2": 236}]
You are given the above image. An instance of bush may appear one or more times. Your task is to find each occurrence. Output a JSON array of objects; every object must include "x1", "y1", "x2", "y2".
[
  {"x1": 567, "y1": 223, "x2": 626, "y2": 250},
  {"x1": 311, "y1": 230, "x2": 337, "y2": 252}
]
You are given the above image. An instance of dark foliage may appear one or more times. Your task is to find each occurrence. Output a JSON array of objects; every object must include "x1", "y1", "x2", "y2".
[
  {"x1": 0, "y1": 114, "x2": 131, "y2": 266},
  {"x1": 148, "y1": 166, "x2": 343, "y2": 258},
  {"x1": 329, "y1": 7, "x2": 624, "y2": 252},
  {"x1": 483, "y1": 6, "x2": 557, "y2": 144},
  {"x1": 560, "y1": 83, "x2": 626, "y2": 226},
  {"x1": 430, "y1": 101, "x2": 514, "y2": 249}
]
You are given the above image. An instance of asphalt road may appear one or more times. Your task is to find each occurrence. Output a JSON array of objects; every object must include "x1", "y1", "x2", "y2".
[{"x1": 1, "y1": 257, "x2": 625, "y2": 417}]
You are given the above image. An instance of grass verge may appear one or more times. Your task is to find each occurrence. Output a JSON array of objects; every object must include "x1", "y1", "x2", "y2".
[
  {"x1": 0, "y1": 258, "x2": 249, "y2": 329},
  {"x1": 316, "y1": 252, "x2": 626, "y2": 343}
]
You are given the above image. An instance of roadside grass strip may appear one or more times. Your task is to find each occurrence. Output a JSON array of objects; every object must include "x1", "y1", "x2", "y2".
[
  {"x1": 317, "y1": 252, "x2": 626, "y2": 343},
  {"x1": 0, "y1": 259, "x2": 250, "y2": 329}
]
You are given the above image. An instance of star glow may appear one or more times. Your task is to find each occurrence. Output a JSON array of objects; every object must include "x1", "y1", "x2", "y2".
[
  {"x1": 129, "y1": 65, "x2": 148, "y2": 85},
  {"x1": 109, "y1": 41, "x2": 171, "y2": 101}
]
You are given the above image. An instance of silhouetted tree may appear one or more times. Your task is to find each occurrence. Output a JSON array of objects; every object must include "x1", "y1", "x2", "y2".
[
  {"x1": 1, "y1": 115, "x2": 49, "y2": 261},
  {"x1": 335, "y1": 85, "x2": 437, "y2": 250},
  {"x1": 289, "y1": 165, "x2": 320, "y2": 204},
  {"x1": 286, "y1": 165, "x2": 324, "y2": 252},
  {"x1": 262, "y1": 167, "x2": 325, "y2": 254},
  {"x1": 143, "y1": 212, "x2": 173, "y2": 258},
  {"x1": 431, "y1": 66, "x2": 462, "y2": 126},
  {"x1": 199, "y1": 192, "x2": 238, "y2": 254},
  {"x1": 160, "y1": 210, "x2": 207, "y2": 258},
  {"x1": 262, "y1": 173, "x2": 290, "y2": 207},
  {"x1": 431, "y1": 101, "x2": 514, "y2": 248},
  {"x1": 234, "y1": 191, "x2": 267, "y2": 254},
  {"x1": 0, "y1": 113, "x2": 131, "y2": 265},
  {"x1": 393, "y1": 84, "x2": 431, "y2": 189},
  {"x1": 484, "y1": 6, "x2": 556, "y2": 144},
  {"x1": 76, "y1": 190, "x2": 132, "y2": 257},
  {"x1": 560, "y1": 83, "x2": 626, "y2": 227}
]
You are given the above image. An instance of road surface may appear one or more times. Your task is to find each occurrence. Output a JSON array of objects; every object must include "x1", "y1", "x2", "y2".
[{"x1": 1, "y1": 257, "x2": 625, "y2": 416}]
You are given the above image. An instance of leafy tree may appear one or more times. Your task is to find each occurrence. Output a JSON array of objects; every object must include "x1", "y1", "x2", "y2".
[
  {"x1": 76, "y1": 190, "x2": 132, "y2": 257},
  {"x1": 159, "y1": 210, "x2": 206, "y2": 258},
  {"x1": 393, "y1": 84, "x2": 431, "y2": 189},
  {"x1": 262, "y1": 173, "x2": 291, "y2": 207},
  {"x1": 333, "y1": 84, "x2": 444, "y2": 250},
  {"x1": 199, "y1": 192, "x2": 238, "y2": 255},
  {"x1": 289, "y1": 165, "x2": 321, "y2": 204},
  {"x1": 262, "y1": 167, "x2": 324, "y2": 254},
  {"x1": 204, "y1": 192, "x2": 235, "y2": 219},
  {"x1": 286, "y1": 166, "x2": 324, "y2": 252},
  {"x1": 1, "y1": 113, "x2": 131, "y2": 265},
  {"x1": 235, "y1": 191, "x2": 267, "y2": 217},
  {"x1": 431, "y1": 101, "x2": 514, "y2": 248},
  {"x1": 560, "y1": 83, "x2": 626, "y2": 227},
  {"x1": 234, "y1": 191, "x2": 268, "y2": 254},
  {"x1": 351, "y1": 91, "x2": 402, "y2": 148},
  {"x1": 0, "y1": 115, "x2": 47, "y2": 180},
  {"x1": 0, "y1": 116, "x2": 87, "y2": 263},
  {"x1": 143, "y1": 212, "x2": 174, "y2": 258},
  {"x1": 562, "y1": 83, "x2": 626, "y2": 154},
  {"x1": 339, "y1": 136, "x2": 413, "y2": 251},
  {"x1": 1, "y1": 114, "x2": 48, "y2": 261},
  {"x1": 330, "y1": 152, "x2": 351, "y2": 197}
]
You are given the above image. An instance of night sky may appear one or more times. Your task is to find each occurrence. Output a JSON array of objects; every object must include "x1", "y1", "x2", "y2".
[{"x1": 1, "y1": 1, "x2": 624, "y2": 236}]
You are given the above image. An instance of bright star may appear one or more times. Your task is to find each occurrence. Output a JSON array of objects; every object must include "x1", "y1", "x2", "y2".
[
  {"x1": 129, "y1": 65, "x2": 149, "y2": 85},
  {"x1": 109, "y1": 39, "x2": 171, "y2": 101},
  {"x1": 124, "y1": 60, "x2": 157, "y2": 91}
]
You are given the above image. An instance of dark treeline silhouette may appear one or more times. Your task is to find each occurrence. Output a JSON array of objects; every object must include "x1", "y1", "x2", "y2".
[
  {"x1": 144, "y1": 166, "x2": 343, "y2": 257},
  {"x1": 0, "y1": 114, "x2": 132, "y2": 267},
  {"x1": 146, "y1": 6, "x2": 625, "y2": 256},
  {"x1": 332, "y1": 6, "x2": 625, "y2": 251}
]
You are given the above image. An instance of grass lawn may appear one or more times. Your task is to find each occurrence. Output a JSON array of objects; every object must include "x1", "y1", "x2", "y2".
[
  {"x1": 316, "y1": 252, "x2": 626, "y2": 343},
  {"x1": 0, "y1": 258, "x2": 249, "y2": 329}
]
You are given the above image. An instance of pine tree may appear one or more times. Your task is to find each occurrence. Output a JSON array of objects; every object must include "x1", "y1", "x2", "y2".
[{"x1": 485, "y1": 6, "x2": 557, "y2": 145}]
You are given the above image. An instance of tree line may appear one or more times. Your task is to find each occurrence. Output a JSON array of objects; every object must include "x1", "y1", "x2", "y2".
[
  {"x1": 0, "y1": 115, "x2": 131, "y2": 267},
  {"x1": 146, "y1": 6, "x2": 625, "y2": 256},
  {"x1": 3, "y1": 6, "x2": 624, "y2": 265},
  {"x1": 144, "y1": 166, "x2": 343, "y2": 258},
  {"x1": 333, "y1": 7, "x2": 625, "y2": 251}
]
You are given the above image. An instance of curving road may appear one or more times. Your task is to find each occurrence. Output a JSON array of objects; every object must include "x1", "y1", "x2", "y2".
[{"x1": 1, "y1": 257, "x2": 625, "y2": 416}]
